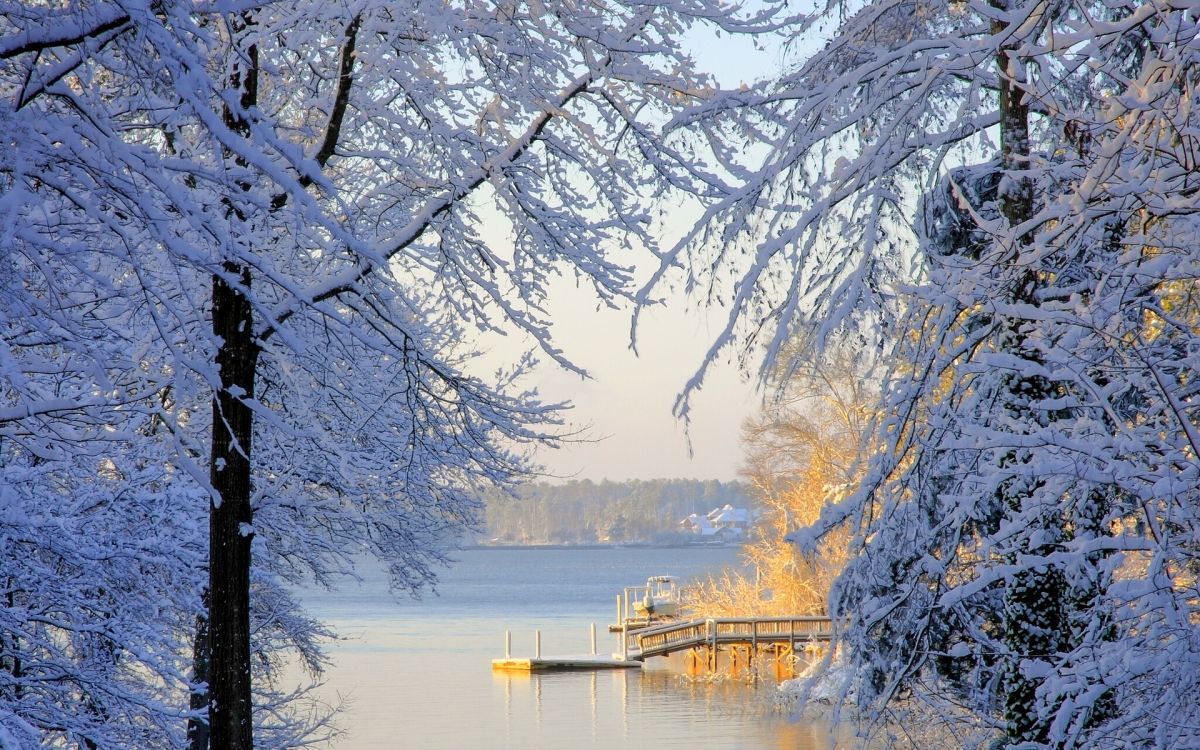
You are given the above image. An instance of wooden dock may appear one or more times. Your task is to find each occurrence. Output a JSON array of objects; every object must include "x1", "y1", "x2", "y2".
[
  {"x1": 615, "y1": 616, "x2": 835, "y2": 677},
  {"x1": 627, "y1": 616, "x2": 834, "y2": 660},
  {"x1": 494, "y1": 616, "x2": 834, "y2": 677}
]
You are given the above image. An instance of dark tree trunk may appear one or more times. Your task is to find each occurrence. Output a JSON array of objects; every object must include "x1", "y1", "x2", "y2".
[
  {"x1": 201, "y1": 14, "x2": 356, "y2": 748},
  {"x1": 207, "y1": 20, "x2": 260, "y2": 750},
  {"x1": 187, "y1": 589, "x2": 210, "y2": 750},
  {"x1": 207, "y1": 262, "x2": 259, "y2": 750},
  {"x1": 2, "y1": 586, "x2": 23, "y2": 702},
  {"x1": 994, "y1": 38, "x2": 1033, "y2": 239}
]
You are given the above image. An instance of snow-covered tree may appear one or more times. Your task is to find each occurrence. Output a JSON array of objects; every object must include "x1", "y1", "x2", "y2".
[
  {"x1": 0, "y1": 450, "x2": 200, "y2": 749},
  {"x1": 3, "y1": 0, "x2": 784, "y2": 746},
  {"x1": 0, "y1": 198, "x2": 334, "y2": 747},
  {"x1": 653, "y1": 0, "x2": 1200, "y2": 747}
]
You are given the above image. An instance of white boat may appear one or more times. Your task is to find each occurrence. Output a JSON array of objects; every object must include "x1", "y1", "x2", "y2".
[{"x1": 632, "y1": 575, "x2": 681, "y2": 620}]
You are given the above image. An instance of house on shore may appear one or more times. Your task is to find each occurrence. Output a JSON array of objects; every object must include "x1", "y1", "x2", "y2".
[{"x1": 679, "y1": 504, "x2": 755, "y2": 543}]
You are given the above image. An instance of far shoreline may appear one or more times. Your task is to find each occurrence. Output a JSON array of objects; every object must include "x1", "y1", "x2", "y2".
[{"x1": 461, "y1": 542, "x2": 741, "y2": 551}]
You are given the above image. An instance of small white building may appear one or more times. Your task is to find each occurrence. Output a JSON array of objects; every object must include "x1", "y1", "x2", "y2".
[
  {"x1": 708, "y1": 505, "x2": 751, "y2": 532},
  {"x1": 679, "y1": 513, "x2": 716, "y2": 536},
  {"x1": 680, "y1": 505, "x2": 754, "y2": 540}
]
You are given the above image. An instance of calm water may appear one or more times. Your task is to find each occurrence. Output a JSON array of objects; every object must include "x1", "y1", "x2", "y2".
[{"x1": 290, "y1": 547, "x2": 830, "y2": 749}]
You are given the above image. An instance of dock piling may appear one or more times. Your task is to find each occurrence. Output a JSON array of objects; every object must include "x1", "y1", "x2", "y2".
[
  {"x1": 590, "y1": 622, "x2": 597, "y2": 656},
  {"x1": 505, "y1": 629, "x2": 511, "y2": 658},
  {"x1": 535, "y1": 630, "x2": 542, "y2": 659}
]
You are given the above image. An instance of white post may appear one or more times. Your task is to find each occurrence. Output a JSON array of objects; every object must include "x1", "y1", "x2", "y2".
[
  {"x1": 505, "y1": 629, "x2": 511, "y2": 658},
  {"x1": 535, "y1": 630, "x2": 542, "y2": 659},
  {"x1": 591, "y1": 622, "x2": 597, "y2": 656}
]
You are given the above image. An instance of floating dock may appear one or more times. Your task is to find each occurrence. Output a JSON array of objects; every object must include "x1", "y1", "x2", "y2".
[
  {"x1": 491, "y1": 655, "x2": 641, "y2": 671},
  {"x1": 492, "y1": 624, "x2": 641, "y2": 671}
]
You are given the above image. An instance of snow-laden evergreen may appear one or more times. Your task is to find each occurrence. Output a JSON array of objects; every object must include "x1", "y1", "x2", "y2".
[{"x1": 654, "y1": 0, "x2": 1200, "y2": 747}]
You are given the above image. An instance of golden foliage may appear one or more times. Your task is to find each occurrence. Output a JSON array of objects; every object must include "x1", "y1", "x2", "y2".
[{"x1": 688, "y1": 348, "x2": 870, "y2": 617}]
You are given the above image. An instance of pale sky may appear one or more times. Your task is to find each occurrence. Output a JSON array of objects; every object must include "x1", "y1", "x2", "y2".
[
  {"x1": 508, "y1": 29, "x2": 793, "y2": 483},
  {"x1": 523, "y1": 280, "x2": 762, "y2": 482}
]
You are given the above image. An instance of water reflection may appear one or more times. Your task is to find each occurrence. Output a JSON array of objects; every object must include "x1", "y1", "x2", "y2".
[
  {"x1": 589, "y1": 671, "x2": 598, "y2": 744},
  {"x1": 488, "y1": 665, "x2": 831, "y2": 750}
]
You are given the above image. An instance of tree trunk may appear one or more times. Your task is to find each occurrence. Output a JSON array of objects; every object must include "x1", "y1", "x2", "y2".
[
  {"x1": 207, "y1": 19, "x2": 260, "y2": 748},
  {"x1": 187, "y1": 590, "x2": 210, "y2": 750},
  {"x1": 2, "y1": 586, "x2": 23, "y2": 703},
  {"x1": 207, "y1": 263, "x2": 259, "y2": 750}
]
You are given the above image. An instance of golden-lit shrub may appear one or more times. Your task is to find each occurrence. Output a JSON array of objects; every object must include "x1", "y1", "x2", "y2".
[{"x1": 688, "y1": 349, "x2": 870, "y2": 617}]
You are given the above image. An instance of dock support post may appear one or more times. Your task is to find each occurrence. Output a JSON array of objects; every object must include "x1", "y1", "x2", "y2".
[
  {"x1": 708, "y1": 619, "x2": 717, "y2": 672},
  {"x1": 505, "y1": 629, "x2": 511, "y2": 659},
  {"x1": 535, "y1": 630, "x2": 541, "y2": 659},
  {"x1": 751, "y1": 621, "x2": 758, "y2": 674},
  {"x1": 591, "y1": 622, "x2": 597, "y2": 656}
]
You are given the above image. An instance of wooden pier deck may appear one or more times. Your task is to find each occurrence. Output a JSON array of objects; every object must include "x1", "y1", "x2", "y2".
[
  {"x1": 628, "y1": 616, "x2": 833, "y2": 659},
  {"x1": 618, "y1": 616, "x2": 834, "y2": 677}
]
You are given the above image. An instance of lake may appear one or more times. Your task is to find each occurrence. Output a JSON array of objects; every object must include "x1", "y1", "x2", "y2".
[{"x1": 289, "y1": 546, "x2": 831, "y2": 749}]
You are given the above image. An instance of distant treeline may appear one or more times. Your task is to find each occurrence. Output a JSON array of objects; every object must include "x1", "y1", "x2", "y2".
[{"x1": 479, "y1": 478, "x2": 753, "y2": 545}]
